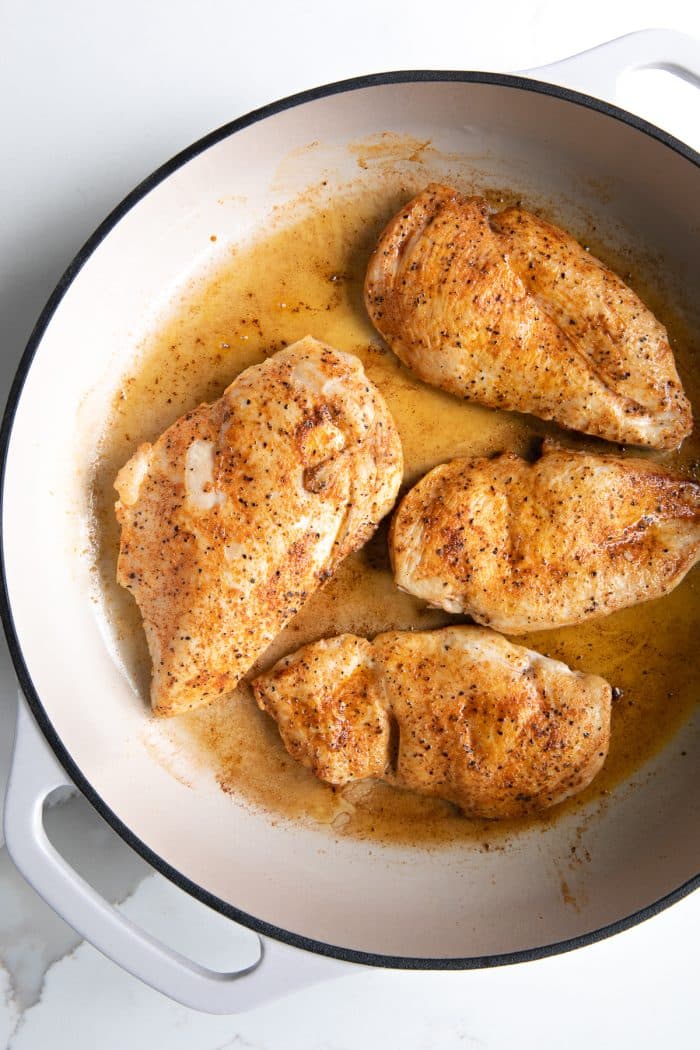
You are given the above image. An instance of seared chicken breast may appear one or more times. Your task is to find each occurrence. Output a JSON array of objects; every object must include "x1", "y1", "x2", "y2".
[
  {"x1": 115, "y1": 336, "x2": 403, "y2": 716},
  {"x1": 365, "y1": 184, "x2": 691, "y2": 449},
  {"x1": 390, "y1": 443, "x2": 700, "y2": 633},
  {"x1": 253, "y1": 627, "x2": 612, "y2": 818}
]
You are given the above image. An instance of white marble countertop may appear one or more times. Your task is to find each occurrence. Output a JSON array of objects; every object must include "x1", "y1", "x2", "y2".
[{"x1": 1, "y1": 1, "x2": 699, "y2": 1046}]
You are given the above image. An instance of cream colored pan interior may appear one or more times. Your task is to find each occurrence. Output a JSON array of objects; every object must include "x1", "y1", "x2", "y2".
[{"x1": 3, "y1": 76, "x2": 699, "y2": 963}]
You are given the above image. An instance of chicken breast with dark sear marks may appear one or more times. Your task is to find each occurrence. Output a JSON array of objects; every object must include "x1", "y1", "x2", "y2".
[
  {"x1": 115, "y1": 336, "x2": 403, "y2": 716},
  {"x1": 252, "y1": 627, "x2": 612, "y2": 818},
  {"x1": 390, "y1": 443, "x2": 700, "y2": 633},
  {"x1": 364, "y1": 184, "x2": 692, "y2": 449}
]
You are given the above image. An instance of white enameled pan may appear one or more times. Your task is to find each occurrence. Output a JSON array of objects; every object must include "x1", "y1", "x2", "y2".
[{"x1": 2, "y1": 30, "x2": 699, "y2": 1013}]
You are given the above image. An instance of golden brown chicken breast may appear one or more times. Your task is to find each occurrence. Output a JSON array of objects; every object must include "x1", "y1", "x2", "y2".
[
  {"x1": 365, "y1": 184, "x2": 691, "y2": 449},
  {"x1": 390, "y1": 443, "x2": 700, "y2": 633},
  {"x1": 115, "y1": 336, "x2": 403, "y2": 716},
  {"x1": 252, "y1": 627, "x2": 612, "y2": 818}
]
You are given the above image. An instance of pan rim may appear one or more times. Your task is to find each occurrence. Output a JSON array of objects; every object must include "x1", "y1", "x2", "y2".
[{"x1": 1, "y1": 69, "x2": 698, "y2": 970}]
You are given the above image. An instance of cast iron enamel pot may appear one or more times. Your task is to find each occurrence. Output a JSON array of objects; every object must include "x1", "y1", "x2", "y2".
[{"x1": 1, "y1": 32, "x2": 699, "y2": 1014}]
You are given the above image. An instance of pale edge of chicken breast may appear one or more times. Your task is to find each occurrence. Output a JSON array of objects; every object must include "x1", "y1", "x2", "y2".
[
  {"x1": 115, "y1": 336, "x2": 403, "y2": 716},
  {"x1": 252, "y1": 626, "x2": 612, "y2": 819},
  {"x1": 390, "y1": 442, "x2": 700, "y2": 633},
  {"x1": 364, "y1": 183, "x2": 692, "y2": 449}
]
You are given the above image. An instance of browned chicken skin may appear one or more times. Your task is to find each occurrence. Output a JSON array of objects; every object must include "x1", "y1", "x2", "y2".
[
  {"x1": 115, "y1": 337, "x2": 403, "y2": 716},
  {"x1": 390, "y1": 443, "x2": 700, "y2": 633},
  {"x1": 252, "y1": 627, "x2": 612, "y2": 818},
  {"x1": 365, "y1": 184, "x2": 692, "y2": 449}
]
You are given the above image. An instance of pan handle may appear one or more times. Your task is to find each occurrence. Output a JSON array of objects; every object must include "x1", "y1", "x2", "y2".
[
  {"x1": 521, "y1": 28, "x2": 700, "y2": 103},
  {"x1": 3, "y1": 694, "x2": 351, "y2": 1013}
]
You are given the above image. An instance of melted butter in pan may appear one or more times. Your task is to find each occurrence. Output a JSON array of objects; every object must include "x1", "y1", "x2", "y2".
[{"x1": 91, "y1": 178, "x2": 700, "y2": 846}]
